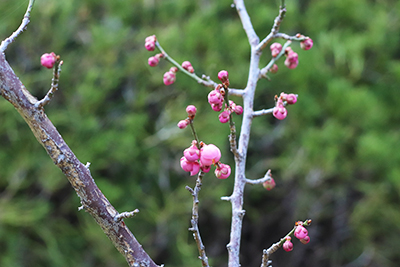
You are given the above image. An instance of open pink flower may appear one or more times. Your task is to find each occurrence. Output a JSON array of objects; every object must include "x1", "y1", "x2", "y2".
[{"x1": 200, "y1": 144, "x2": 221, "y2": 166}]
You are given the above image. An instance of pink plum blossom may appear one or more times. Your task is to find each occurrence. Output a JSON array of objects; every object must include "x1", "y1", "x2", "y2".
[
  {"x1": 200, "y1": 144, "x2": 221, "y2": 166},
  {"x1": 183, "y1": 144, "x2": 200, "y2": 162},
  {"x1": 186, "y1": 105, "x2": 197, "y2": 116},
  {"x1": 177, "y1": 119, "x2": 189, "y2": 129},
  {"x1": 283, "y1": 237, "x2": 293, "y2": 252},
  {"x1": 300, "y1": 38, "x2": 313, "y2": 50},
  {"x1": 300, "y1": 236, "x2": 310, "y2": 244},
  {"x1": 180, "y1": 157, "x2": 200, "y2": 176},
  {"x1": 148, "y1": 56, "x2": 159, "y2": 67},
  {"x1": 219, "y1": 110, "x2": 230, "y2": 123},
  {"x1": 215, "y1": 164, "x2": 231, "y2": 179},
  {"x1": 41, "y1": 52, "x2": 57, "y2": 69},
  {"x1": 270, "y1": 42, "x2": 282, "y2": 57},
  {"x1": 182, "y1": 61, "x2": 194, "y2": 73},
  {"x1": 217, "y1": 70, "x2": 229, "y2": 85},
  {"x1": 294, "y1": 224, "x2": 308, "y2": 240},
  {"x1": 273, "y1": 104, "x2": 287, "y2": 120},
  {"x1": 163, "y1": 71, "x2": 176, "y2": 85}
]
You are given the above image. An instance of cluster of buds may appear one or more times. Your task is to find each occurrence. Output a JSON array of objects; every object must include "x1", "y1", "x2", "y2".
[
  {"x1": 208, "y1": 70, "x2": 243, "y2": 123},
  {"x1": 40, "y1": 52, "x2": 58, "y2": 69},
  {"x1": 177, "y1": 105, "x2": 197, "y2": 129},
  {"x1": 145, "y1": 35, "x2": 196, "y2": 86},
  {"x1": 273, "y1": 92, "x2": 297, "y2": 120},
  {"x1": 283, "y1": 221, "x2": 311, "y2": 252},
  {"x1": 180, "y1": 140, "x2": 231, "y2": 179},
  {"x1": 269, "y1": 36, "x2": 313, "y2": 72}
]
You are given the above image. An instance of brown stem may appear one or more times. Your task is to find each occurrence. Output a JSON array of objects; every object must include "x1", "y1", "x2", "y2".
[{"x1": 0, "y1": 53, "x2": 160, "y2": 267}]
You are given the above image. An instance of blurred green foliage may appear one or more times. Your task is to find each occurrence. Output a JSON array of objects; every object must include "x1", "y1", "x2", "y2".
[{"x1": 0, "y1": 0, "x2": 400, "y2": 266}]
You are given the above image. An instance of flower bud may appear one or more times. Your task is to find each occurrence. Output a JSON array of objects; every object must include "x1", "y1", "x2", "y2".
[
  {"x1": 217, "y1": 70, "x2": 229, "y2": 86},
  {"x1": 270, "y1": 42, "x2": 282, "y2": 57},
  {"x1": 180, "y1": 157, "x2": 200, "y2": 176},
  {"x1": 177, "y1": 119, "x2": 189, "y2": 129},
  {"x1": 286, "y1": 94, "x2": 297, "y2": 105},
  {"x1": 211, "y1": 103, "x2": 223, "y2": 112},
  {"x1": 283, "y1": 237, "x2": 293, "y2": 252},
  {"x1": 163, "y1": 71, "x2": 176, "y2": 85},
  {"x1": 186, "y1": 105, "x2": 197, "y2": 116},
  {"x1": 300, "y1": 38, "x2": 313, "y2": 50},
  {"x1": 269, "y1": 64, "x2": 278, "y2": 74},
  {"x1": 215, "y1": 163, "x2": 231, "y2": 179},
  {"x1": 234, "y1": 105, "x2": 243, "y2": 115},
  {"x1": 263, "y1": 178, "x2": 276, "y2": 190},
  {"x1": 208, "y1": 90, "x2": 223, "y2": 105},
  {"x1": 148, "y1": 56, "x2": 159, "y2": 67},
  {"x1": 273, "y1": 105, "x2": 287, "y2": 120},
  {"x1": 41, "y1": 52, "x2": 57, "y2": 69},
  {"x1": 294, "y1": 224, "x2": 308, "y2": 240},
  {"x1": 183, "y1": 143, "x2": 200, "y2": 162},
  {"x1": 300, "y1": 236, "x2": 310, "y2": 244},
  {"x1": 219, "y1": 110, "x2": 230, "y2": 123},
  {"x1": 145, "y1": 41, "x2": 155, "y2": 51},
  {"x1": 182, "y1": 61, "x2": 194, "y2": 73}
]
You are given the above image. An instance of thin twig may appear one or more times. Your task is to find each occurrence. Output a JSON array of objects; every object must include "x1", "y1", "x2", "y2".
[
  {"x1": 259, "y1": 41, "x2": 291, "y2": 79},
  {"x1": 35, "y1": 60, "x2": 63, "y2": 108},
  {"x1": 186, "y1": 171, "x2": 210, "y2": 267},
  {"x1": 156, "y1": 41, "x2": 215, "y2": 88},
  {"x1": 114, "y1": 209, "x2": 140, "y2": 222},
  {"x1": 245, "y1": 169, "x2": 271, "y2": 185},
  {"x1": 252, "y1": 108, "x2": 274, "y2": 118},
  {"x1": 0, "y1": 0, "x2": 35, "y2": 52}
]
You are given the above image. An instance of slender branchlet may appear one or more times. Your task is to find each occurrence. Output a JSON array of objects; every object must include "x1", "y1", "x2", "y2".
[
  {"x1": 114, "y1": 209, "x2": 140, "y2": 222},
  {"x1": 186, "y1": 171, "x2": 210, "y2": 267},
  {"x1": 35, "y1": 59, "x2": 63, "y2": 108},
  {"x1": 0, "y1": 0, "x2": 35, "y2": 52}
]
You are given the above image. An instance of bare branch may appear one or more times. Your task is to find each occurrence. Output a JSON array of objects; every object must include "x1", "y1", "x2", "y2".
[
  {"x1": 233, "y1": 0, "x2": 259, "y2": 46},
  {"x1": 0, "y1": 0, "x2": 35, "y2": 53},
  {"x1": 256, "y1": 5, "x2": 287, "y2": 52},
  {"x1": 186, "y1": 171, "x2": 210, "y2": 267}
]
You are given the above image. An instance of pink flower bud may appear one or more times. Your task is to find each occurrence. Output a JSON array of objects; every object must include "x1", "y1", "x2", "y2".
[
  {"x1": 145, "y1": 41, "x2": 155, "y2": 51},
  {"x1": 286, "y1": 51, "x2": 298, "y2": 63},
  {"x1": 148, "y1": 56, "x2": 159, "y2": 67},
  {"x1": 169, "y1": 66, "x2": 178, "y2": 73},
  {"x1": 183, "y1": 144, "x2": 200, "y2": 162},
  {"x1": 284, "y1": 58, "x2": 298, "y2": 69},
  {"x1": 186, "y1": 105, "x2": 197, "y2": 116},
  {"x1": 234, "y1": 105, "x2": 243, "y2": 115},
  {"x1": 263, "y1": 178, "x2": 276, "y2": 190},
  {"x1": 217, "y1": 70, "x2": 229, "y2": 85},
  {"x1": 145, "y1": 35, "x2": 156, "y2": 43},
  {"x1": 300, "y1": 38, "x2": 313, "y2": 50},
  {"x1": 294, "y1": 225, "x2": 308, "y2": 240},
  {"x1": 208, "y1": 90, "x2": 223, "y2": 105},
  {"x1": 200, "y1": 144, "x2": 221, "y2": 166},
  {"x1": 300, "y1": 235, "x2": 310, "y2": 244},
  {"x1": 219, "y1": 110, "x2": 230, "y2": 123},
  {"x1": 163, "y1": 71, "x2": 176, "y2": 85},
  {"x1": 177, "y1": 119, "x2": 189, "y2": 129},
  {"x1": 180, "y1": 157, "x2": 200, "y2": 176},
  {"x1": 270, "y1": 42, "x2": 282, "y2": 57},
  {"x1": 273, "y1": 105, "x2": 287, "y2": 120},
  {"x1": 41, "y1": 52, "x2": 57, "y2": 69},
  {"x1": 211, "y1": 103, "x2": 223, "y2": 112},
  {"x1": 182, "y1": 61, "x2": 194, "y2": 73},
  {"x1": 215, "y1": 163, "x2": 231, "y2": 179},
  {"x1": 286, "y1": 94, "x2": 297, "y2": 105},
  {"x1": 269, "y1": 64, "x2": 278, "y2": 74},
  {"x1": 283, "y1": 237, "x2": 293, "y2": 252}
]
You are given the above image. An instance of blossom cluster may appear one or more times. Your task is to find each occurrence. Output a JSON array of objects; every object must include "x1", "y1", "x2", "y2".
[
  {"x1": 269, "y1": 36, "x2": 313, "y2": 72},
  {"x1": 145, "y1": 35, "x2": 197, "y2": 86},
  {"x1": 283, "y1": 221, "x2": 311, "y2": 252},
  {"x1": 180, "y1": 140, "x2": 231, "y2": 179},
  {"x1": 273, "y1": 92, "x2": 297, "y2": 120},
  {"x1": 208, "y1": 70, "x2": 243, "y2": 123}
]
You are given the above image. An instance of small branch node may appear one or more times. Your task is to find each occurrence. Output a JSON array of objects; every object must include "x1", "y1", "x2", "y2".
[
  {"x1": 78, "y1": 205, "x2": 84, "y2": 211},
  {"x1": 221, "y1": 196, "x2": 231, "y2": 201},
  {"x1": 35, "y1": 60, "x2": 63, "y2": 108}
]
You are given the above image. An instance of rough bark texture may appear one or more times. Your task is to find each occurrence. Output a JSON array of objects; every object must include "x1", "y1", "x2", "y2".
[{"x1": 0, "y1": 52, "x2": 159, "y2": 267}]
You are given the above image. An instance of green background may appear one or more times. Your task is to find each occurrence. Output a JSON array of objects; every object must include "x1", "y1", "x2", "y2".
[{"x1": 1, "y1": 0, "x2": 400, "y2": 266}]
